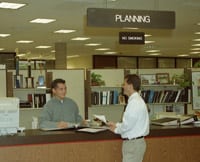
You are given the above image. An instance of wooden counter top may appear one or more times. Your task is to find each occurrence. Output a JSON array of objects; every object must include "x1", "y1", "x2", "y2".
[{"x1": 0, "y1": 124, "x2": 200, "y2": 147}]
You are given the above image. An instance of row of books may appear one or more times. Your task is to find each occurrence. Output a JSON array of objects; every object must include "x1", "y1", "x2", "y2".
[
  {"x1": 91, "y1": 90, "x2": 125, "y2": 105},
  {"x1": 140, "y1": 88, "x2": 189, "y2": 104},
  {"x1": 20, "y1": 93, "x2": 51, "y2": 108}
]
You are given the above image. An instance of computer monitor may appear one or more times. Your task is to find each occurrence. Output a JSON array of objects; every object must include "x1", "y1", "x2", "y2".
[{"x1": 0, "y1": 97, "x2": 19, "y2": 135}]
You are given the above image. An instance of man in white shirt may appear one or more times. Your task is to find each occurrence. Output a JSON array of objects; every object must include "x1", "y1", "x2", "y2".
[{"x1": 108, "y1": 74, "x2": 149, "y2": 162}]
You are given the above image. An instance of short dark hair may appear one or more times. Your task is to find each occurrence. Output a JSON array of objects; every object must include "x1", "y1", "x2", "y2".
[
  {"x1": 51, "y1": 78, "x2": 65, "y2": 89},
  {"x1": 124, "y1": 74, "x2": 141, "y2": 91}
]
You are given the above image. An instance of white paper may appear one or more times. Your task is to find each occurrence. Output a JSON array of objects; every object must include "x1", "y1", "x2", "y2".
[
  {"x1": 77, "y1": 127, "x2": 108, "y2": 133},
  {"x1": 93, "y1": 114, "x2": 107, "y2": 124}
]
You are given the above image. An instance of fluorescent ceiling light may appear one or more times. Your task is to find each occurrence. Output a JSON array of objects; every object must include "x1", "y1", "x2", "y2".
[
  {"x1": 0, "y1": 48, "x2": 4, "y2": 51},
  {"x1": 190, "y1": 51, "x2": 200, "y2": 54},
  {"x1": 67, "y1": 55, "x2": 80, "y2": 58},
  {"x1": 178, "y1": 54, "x2": 189, "y2": 57},
  {"x1": 16, "y1": 40, "x2": 33, "y2": 43},
  {"x1": 17, "y1": 53, "x2": 26, "y2": 57},
  {"x1": 145, "y1": 41, "x2": 155, "y2": 44},
  {"x1": 145, "y1": 34, "x2": 152, "y2": 37},
  {"x1": 51, "y1": 50, "x2": 55, "y2": 53},
  {"x1": 192, "y1": 44, "x2": 200, "y2": 46},
  {"x1": 85, "y1": 43, "x2": 101, "y2": 46},
  {"x1": 0, "y1": 2, "x2": 26, "y2": 9},
  {"x1": 146, "y1": 50, "x2": 160, "y2": 53},
  {"x1": 54, "y1": 29, "x2": 76, "y2": 33},
  {"x1": 148, "y1": 53, "x2": 161, "y2": 56},
  {"x1": 193, "y1": 39, "x2": 200, "y2": 41},
  {"x1": 35, "y1": 46, "x2": 51, "y2": 49},
  {"x1": 194, "y1": 32, "x2": 200, "y2": 35},
  {"x1": 30, "y1": 18, "x2": 56, "y2": 24},
  {"x1": 123, "y1": 27, "x2": 139, "y2": 30},
  {"x1": 71, "y1": 37, "x2": 90, "y2": 41},
  {"x1": 191, "y1": 48, "x2": 200, "y2": 50},
  {"x1": 104, "y1": 51, "x2": 117, "y2": 54},
  {"x1": 95, "y1": 48, "x2": 110, "y2": 51},
  {"x1": 197, "y1": 23, "x2": 200, "y2": 26},
  {"x1": 0, "y1": 34, "x2": 10, "y2": 37}
]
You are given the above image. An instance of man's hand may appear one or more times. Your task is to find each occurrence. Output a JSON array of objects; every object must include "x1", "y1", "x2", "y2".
[
  {"x1": 107, "y1": 121, "x2": 116, "y2": 132},
  {"x1": 81, "y1": 120, "x2": 88, "y2": 126},
  {"x1": 57, "y1": 121, "x2": 68, "y2": 128}
]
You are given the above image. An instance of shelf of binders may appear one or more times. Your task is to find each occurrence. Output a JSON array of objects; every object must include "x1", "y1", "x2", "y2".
[
  {"x1": 140, "y1": 84, "x2": 190, "y2": 104},
  {"x1": 13, "y1": 88, "x2": 51, "y2": 109},
  {"x1": 90, "y1": 86, "x2": 126, "y2": 106}
]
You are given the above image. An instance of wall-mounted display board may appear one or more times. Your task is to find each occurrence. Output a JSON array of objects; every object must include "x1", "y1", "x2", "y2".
[{"x1": 191, "y1": 71, "x2": 200, "y2": 109}]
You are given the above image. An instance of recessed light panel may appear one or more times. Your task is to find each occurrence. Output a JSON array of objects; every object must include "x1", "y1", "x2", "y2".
[
  {"x1": 191, "y1": 48, "x2": 200, "y2": 50},
  {"x1": 104, "y1": 51, "x2": 117, "y2": 54},
  {"x1": 95, "y1": 48, "x2": 110, "y2": 51},
  {"x1": 30, "y1": 18, "x2": 56, "y2": 24},
  {"x1": 0, "y1": 48, "x2": 4, "y2": 51},
  {"x1": 148, "y1": 53, "x2": 161, "y2": 56},
  {"x1": 85, "y1": 43, "x2": 101, "y2": 46},
  {"x1": 36, "y1": 46, "x2": 51, "y2": 49},
  {"x1": 178, "y1": 54, "x2": 189, "y2": 57},
  {"x1": 54, "y1": 29, "x2": 76, "y2": 33},
  {"x1": 71, "y1": 37, "x2": 90, "y2": 41},
  {"x1": 193, "y1": 39, "x2": 200, "y2": 41},
  {"x1": 146, "y1": 50, "x2": 160, "y2": 53},
  {"x1": 192, "y1": 44, "x2": 200, "y2": 46},
  {"x1": 0, "y1": 34, "x2": 10, "y2": 37},
  {"x1": 145, "y1": 41, "x2": 155, "y2": 44},
  {"x1": 0, "y1": 2, "x2": 26, "y2": 9},
  {"x1": 16, "y1": 40, "x2": 33, "y2": 43}
]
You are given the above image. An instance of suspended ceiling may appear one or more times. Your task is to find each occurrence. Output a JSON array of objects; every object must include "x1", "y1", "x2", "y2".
[{"x1": 0, "y1": 0, "x2": 200, "y2": 60}]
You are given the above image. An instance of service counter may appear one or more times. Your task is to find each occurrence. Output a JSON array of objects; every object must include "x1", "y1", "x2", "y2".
[{"x1": 0, "y1": 125, "x2": 200, "y2": 162}]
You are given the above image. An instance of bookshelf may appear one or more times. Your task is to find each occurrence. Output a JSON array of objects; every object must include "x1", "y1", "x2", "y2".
[
  {"x1": 86, "y1": 69, "x2": 125, "y2": 121},
  {"x1": 140, "y1": 84, "x2": 189, "y2": 119},
  {"x1": 126, "y1": 68, "x2": 189, "y2": 119},
  {"x1": 6, "y1": 69, "x2": 51, "y2": 109}
]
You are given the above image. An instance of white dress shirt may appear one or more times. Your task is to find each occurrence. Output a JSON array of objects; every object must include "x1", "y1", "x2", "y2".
[{"x1": 114, "y1": 92, "x2": 149, "y2": 139}]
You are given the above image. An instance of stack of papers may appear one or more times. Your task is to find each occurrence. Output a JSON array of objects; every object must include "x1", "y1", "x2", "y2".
[{"x1": 77, "y1": 127, "x2": 108, "y2": 133}]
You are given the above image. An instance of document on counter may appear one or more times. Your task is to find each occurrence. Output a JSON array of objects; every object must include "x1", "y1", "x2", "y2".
[
  {"x1": 40, "y1": 125, "x2": 79, "y2": 131},
  {"x1": 77, "y1": 127, "x2": 108, "y2": 133}
]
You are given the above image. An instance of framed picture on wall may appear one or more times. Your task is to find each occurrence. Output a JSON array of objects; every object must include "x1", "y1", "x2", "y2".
[
  {"x1": 140, "y1": 74, "x2": 156, "y2": 85},
  {"x1": 156, "y1": 73, "x2": 170, "y2": 84}
]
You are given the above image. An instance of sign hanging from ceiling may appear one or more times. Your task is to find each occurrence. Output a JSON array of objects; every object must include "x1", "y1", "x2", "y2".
[
  {"x1": 119, "y1": 32, "x2": 145, "y2": 44},
  {"x1": 87, "y1": 8, "x2": 175, "y2": 29}
]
